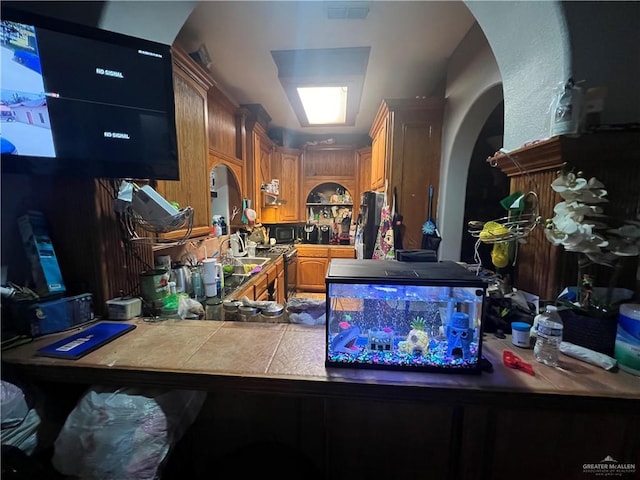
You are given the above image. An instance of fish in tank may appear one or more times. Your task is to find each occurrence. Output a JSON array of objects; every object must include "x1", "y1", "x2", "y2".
[{"x1": 325, "y1": 281, "x2": 485, "y2": 372}]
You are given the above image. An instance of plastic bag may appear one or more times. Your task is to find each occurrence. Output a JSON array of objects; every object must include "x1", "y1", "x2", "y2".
[
  {"x1": 1, "y1": 380, "x2": 41, "y2": 455},
  {"x1": 549, "y1": 78, "x2": 584, "y2": 137},
  {"x1": 178, "y1": 294, "x2": 204, "y2": 319},
  {"x1": 1, "y1": 380, "x2": 29, "y2": 429},
  {"x1": 52, "y1": 386, "x2": 206, "y2": 480},
  {"x1": 286, "y1": 297, "x2": 326, "y2": 325}
]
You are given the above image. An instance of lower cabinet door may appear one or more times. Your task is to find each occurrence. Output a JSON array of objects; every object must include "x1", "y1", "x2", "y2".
[{"x1": 297, "y1": 257, "x2": 329, "y2": 292}]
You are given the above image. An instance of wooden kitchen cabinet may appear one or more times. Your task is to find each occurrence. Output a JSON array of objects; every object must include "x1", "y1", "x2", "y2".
[
  {"x1": 248, "y1": 269, "x2": 270, "y2": 302},
  {"x1": 156, "y1": 48, "x2": 214, "y2": 240},
  {"x1": 297, "y1": 257, "x2": 329, "y2": 293},
  {"x1": 357, "y1": 146, "x2": 372, "y2": 197},
  {"x1": 231, "y1": 282, "x2": 255, "y2": 302},
  {"x1": 370, "y1": 121, "x2": 386, "y2": 191},
  {"x1": 369, "y1": 98, "x2": 444, "y2": 249},
  {"x1": 260, "y1": 147, "x2": 301, "y2": 223},
  {"x1": 296, "y1": 245, "x2": 355, "y2": 292},
  {"x1": 243, "y1": 105, "x2": 275, "y2": 223}
]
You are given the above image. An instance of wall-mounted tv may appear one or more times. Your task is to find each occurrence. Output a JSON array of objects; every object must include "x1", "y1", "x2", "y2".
[{"x1": 0, "y1": 6, "x2": 179, "y2": 180}]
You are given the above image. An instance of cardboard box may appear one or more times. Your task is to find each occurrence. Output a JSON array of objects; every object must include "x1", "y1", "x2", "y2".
[{"x1": 18, "y1": 211, "x2": 66, "y2": 296}]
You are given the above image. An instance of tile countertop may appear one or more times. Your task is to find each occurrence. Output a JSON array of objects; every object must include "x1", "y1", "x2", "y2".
[{"x1": 2, "y1": 319, "x2": 639, "y2": 409}]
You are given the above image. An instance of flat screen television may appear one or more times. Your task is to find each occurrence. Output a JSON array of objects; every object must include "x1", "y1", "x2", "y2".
[{"x1": 0, "y1": 6, "x2": 179, "y2": 180}]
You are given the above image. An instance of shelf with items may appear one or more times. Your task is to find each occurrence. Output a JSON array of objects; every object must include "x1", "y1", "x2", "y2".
[
  {"x1": 261, "y1": 190, "x2": 281, "y2": 206},
  {"x1": 305, "y1": 182, "x2": 354, "y2": 245}
]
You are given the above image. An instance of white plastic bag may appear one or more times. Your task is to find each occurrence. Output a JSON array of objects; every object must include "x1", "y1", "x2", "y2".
[
  {"x1": 549, "y1": 78, "x2": 584, "y2": 136},
  {"x1": 1, "y1": 380, "x2": 29, "y2": 429},
  {"x1": 1, "y1": 380, "x2": 41, "y2": 455},
  {"x1": 52, "y1": 386, "x2": 206, "y2": 480}
]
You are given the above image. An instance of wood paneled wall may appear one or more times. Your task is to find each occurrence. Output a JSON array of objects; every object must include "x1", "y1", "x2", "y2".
[
  {"x1": 303, "y1": 145, "x2": 357, "y2": 178},
  {"x1": 15, "y1": 177, "x2": 153, "y2": 317},
  {"x1": 208, "y1": 86, "x2": 241, "y2": 159},
  {"x1": 490, "y1": 131, "x2": 640, "y2": 301}
]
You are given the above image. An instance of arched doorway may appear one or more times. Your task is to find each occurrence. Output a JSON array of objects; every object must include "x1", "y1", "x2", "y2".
[{"x1": 459, "y1": 101, "x2": 509, "y2": 267}]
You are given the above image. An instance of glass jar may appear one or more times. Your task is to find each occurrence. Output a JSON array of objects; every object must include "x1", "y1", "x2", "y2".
[
  {"x1": 237, "y1": 305, "x2": 259, "y2": 322},
  {"x1": 222, "y1": 300, "x2": 242, "y2": 321},
  {"x1": 205, "y1": 298, "x2": 223, "y2": 321},
  {"x1": 260, "y1": 303, "x2": 286, "y2": 323}
]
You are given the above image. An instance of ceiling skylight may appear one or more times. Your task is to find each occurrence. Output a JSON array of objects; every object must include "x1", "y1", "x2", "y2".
[
  {"x1": 297, "y1": 86, "x2": 348, "y2": 125},
  {"x1": 271, "y1": 47, "x2": 370, "y2": 128}
]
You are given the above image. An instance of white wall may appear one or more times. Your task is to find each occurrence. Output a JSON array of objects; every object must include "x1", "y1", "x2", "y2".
[
  {"x1": 440, "y1": 0, "x2": 640, "y2": 262},
  {"x1": 99, "y1": 1, "x2": 197, "y2": 45},
  {"x1": 439, "y1": 23, "x2": 502, "y2": 261},
  {"x1": 464, "y1": 1, "x2": 569, "y2": 150}
]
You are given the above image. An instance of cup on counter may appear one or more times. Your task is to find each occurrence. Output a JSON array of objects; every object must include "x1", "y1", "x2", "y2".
[
  {"x1": 247, "y1": 241, "x2": 257, "y2": 257},
  {"x1": 269, "y1": 238, "x2": 277, "y2": 246},
  {"x1": 202, "y1": 258, "x2": 218, "y2": 297}
]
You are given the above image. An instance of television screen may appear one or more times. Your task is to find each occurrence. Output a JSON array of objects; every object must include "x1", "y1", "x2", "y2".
[{"x1": 0, "y1": 7, "x2": 179, "y2": 180}]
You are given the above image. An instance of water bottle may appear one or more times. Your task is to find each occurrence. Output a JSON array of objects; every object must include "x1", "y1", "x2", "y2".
[{"x1": 533, "y1": 305, "x2": 563, "y2": 366}]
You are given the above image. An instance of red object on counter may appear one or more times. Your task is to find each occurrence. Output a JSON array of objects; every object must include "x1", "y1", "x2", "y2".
[{"x1": 503, "y1": 350, "x2": 535, "y2": 376}]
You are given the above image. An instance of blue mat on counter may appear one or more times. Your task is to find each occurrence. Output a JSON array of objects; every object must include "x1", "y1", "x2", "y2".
[{"x1": 36, "y1": 322, "x2": 136, "y2": 360}]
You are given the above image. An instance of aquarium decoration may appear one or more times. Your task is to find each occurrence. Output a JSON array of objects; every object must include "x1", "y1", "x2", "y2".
[
  {"x1": 445, "y1": 312, "x2": 473, "y2": 361},
  {"x1": 325, "y1": 260, "x2": 486, "y2": 374}
]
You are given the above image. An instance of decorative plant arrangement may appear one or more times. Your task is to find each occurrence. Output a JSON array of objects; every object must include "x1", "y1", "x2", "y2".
[{"x1": 544, "y1": 168, "x2": 639, "y2": 311}]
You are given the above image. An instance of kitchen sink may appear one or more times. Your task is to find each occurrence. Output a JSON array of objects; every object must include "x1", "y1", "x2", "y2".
[
  {"x1": 232, "y1": 257, "x2": 270, "y2": 266},
  {"x1": 231, "y1": 257, "x2": 270, "y2": 277}
]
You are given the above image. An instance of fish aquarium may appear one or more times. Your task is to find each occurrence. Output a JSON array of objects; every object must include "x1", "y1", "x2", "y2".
[{"x1": 325, "y1": 260, "x2": 487, "y2": 373}]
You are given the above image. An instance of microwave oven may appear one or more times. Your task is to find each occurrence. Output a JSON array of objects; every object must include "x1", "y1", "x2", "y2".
[{"x1": 271, "y1": 225, "x2": 297, "y2": 244}]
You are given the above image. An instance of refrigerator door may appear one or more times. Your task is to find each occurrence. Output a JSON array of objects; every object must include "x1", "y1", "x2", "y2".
[{"x1": 358, "y1": 191, "x2": 385, "y2": 259}]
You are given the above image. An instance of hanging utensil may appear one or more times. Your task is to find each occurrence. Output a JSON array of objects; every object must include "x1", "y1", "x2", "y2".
[{"x1": 241, "y1": 199, "x2": 248, "y2": 224}]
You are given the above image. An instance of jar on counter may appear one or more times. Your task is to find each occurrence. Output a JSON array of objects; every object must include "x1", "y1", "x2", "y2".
[
  {"x1": 222, "y1": 300, "x2": 243, "y2": 321},
  {"x1": 260, "y1": 303, "x2": 286, "y2": 323},
  {"x1": 205, "y1": 298, "x2": 223, "y2": 321},
  {"x1": 238, "y1": 305, "x2": 259, "y2": 322}
]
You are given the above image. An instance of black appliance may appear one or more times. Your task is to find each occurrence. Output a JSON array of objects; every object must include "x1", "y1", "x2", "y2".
[
  {"x1": 319, "y1": 225, "x2": 330, "y2": 244},
  {"x1": 357, "y1": 191, "x2": 385, "y2": 259},
  {"x1": 302, "y1": 223, "x2": 318, "y2": 244},
  {"x1": 269, "y1": 225, "x2": 296, "y2": 244},
  {"x1": 0, "y1": 7, "x2": 179, "y2": 180}
]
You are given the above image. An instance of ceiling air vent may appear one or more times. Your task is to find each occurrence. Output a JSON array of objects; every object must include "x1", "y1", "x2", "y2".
[{"x1": 326, "y1": 2, "x2": 370, "y2": 20}]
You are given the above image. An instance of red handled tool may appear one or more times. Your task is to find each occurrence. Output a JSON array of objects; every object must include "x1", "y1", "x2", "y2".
[{"x1": 503, "y1": 350, "x2": 535, "y2": 376}]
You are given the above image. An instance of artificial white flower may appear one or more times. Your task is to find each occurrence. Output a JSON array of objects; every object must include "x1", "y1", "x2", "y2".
[{"x1": 545, "y1": 170, "x2": 638, "y2": 268}]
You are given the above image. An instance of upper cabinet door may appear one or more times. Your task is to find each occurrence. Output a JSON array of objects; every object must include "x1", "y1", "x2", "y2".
[
  {"x1": 370, "y1": 98, "x2": 444, "y2": 249},
  {"x1": 156, "y1": 49, "x2": 214, "y2": 240},
  {"x1": 370, "y1": 122, "x2": 387, "y2": 191},
  {"x1": 260, "y1": 147, "x2": 301, "y2": 224}
]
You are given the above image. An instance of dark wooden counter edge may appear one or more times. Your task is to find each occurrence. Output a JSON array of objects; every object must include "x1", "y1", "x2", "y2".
[{"x1": 5, "y1": 361, "x2": 637, "y2": 414}]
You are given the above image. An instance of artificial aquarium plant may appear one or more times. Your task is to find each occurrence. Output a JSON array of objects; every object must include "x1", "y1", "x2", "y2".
[{"x1": 543, "y1": 168, "x2": 639, "y2": 311}]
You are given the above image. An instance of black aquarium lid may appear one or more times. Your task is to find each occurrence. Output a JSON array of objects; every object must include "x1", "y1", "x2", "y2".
[{"x1": 326, "y1": 259, "x2": 486, "y2": 286}]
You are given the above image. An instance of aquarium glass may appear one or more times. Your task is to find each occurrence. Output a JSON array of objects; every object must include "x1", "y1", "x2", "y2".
[{"x1": 326, "y1": 282, "x2": 484, "y2": 372}]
